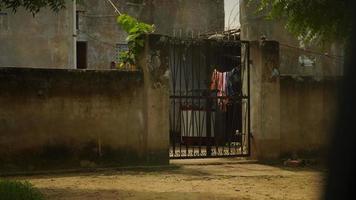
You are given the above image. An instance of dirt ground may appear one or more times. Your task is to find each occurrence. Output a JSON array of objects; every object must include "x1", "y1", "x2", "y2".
[{"x1": 14, "y1": 159, "x2": 325, "y2": 200}]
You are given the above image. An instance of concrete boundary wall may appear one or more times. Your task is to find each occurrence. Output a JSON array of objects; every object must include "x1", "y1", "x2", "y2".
[
  {"x1": 0, "y1": 36, "x2": 170, "y2": 172},
  {"x1": 279, "y1": 77, "x2": 339, "y2": 158},
  {"x1": 249, "y1": 41, "x2": 340, "y2": 160}
]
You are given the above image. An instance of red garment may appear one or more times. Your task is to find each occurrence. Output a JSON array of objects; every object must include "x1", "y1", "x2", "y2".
[
  {"x1": 210, "y1": 69, "x2": 218, "y2": 90},
  {"x1": 210, "y1": 69, "x2": 228, "y2": 111}
]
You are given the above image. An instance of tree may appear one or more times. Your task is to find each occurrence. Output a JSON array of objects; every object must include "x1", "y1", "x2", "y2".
[
  {"x1": 256, "y1": 0, "x2": 353, "y2": 44},
  {"x1": 0, "y1": 0, "x2": 66, "y2": 14}
]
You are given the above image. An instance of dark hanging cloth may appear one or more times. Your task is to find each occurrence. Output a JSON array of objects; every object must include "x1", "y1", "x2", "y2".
[{"x1": 226, "y1": 67, "x2": 241, "y2": 97}]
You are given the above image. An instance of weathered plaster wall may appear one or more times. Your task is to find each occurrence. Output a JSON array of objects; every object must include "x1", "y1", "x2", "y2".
[
  {"x1": 0, "y1": 3, "x2": 75, "y2": 68},
  {"x1": 0, "y1": 54, "x2": 170, "y2": 172},
  {"x1": 249, "y1": 41, "x2": 281, "y2": 160},
  {"x1": 150, "y1": 0, "x2": 225, "y2": 35},
  {"x1": 280, "y1": 78, "x2": 339, "y2": 157},
  {"x1": 76, "y1": 0, "x2": 127, "y2": 70},
  {"x1": 1, "y1": 0, "x2": 224, "y2": 69},
  {"x1": 249, "y1": 41, "x2": 339, "y2": 160},
  {"x1": 139, "y1": 34, "x2": 170, "y2": 164},
  {"x1": 78, "y1": 0, "x2": 225, "y2": 69}
]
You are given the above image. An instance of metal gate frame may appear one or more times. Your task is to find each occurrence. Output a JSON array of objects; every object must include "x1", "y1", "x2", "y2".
[{"x1": 168, "y1": 38, "x2": 251, "y2": 159}]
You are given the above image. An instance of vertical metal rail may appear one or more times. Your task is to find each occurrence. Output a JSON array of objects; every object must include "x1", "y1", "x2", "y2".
[
  {"x1": 206, "y1": 41, "x2": 212, "y2": 157},
  {"x1": 246, "y1": 42, "x2": 251, "y2": 157},
  {"x1": 178, "y1": 40, "x2": 183, "y2": 157},
  {"x1": 171, "y1": 40, "x2": 177, "y2": 157},
  {"x1": 198, "y1": 41, "x2": 202, "y2": 157},
  {"x1": 191, "y1": 41, "x2": 195, "y2": 157}
]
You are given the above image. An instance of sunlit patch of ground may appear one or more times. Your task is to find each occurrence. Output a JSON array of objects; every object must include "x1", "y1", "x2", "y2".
[{"x1": 15, "y1": 159, "x2": 324, "y2": 200}]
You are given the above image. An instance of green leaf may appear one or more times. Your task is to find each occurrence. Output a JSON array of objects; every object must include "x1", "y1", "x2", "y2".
[
  {"x1": 117, "y1": 14, "x2": 139, "y2": 33},
  {"x1": 116, "y1": 14, "x2": 155, "y2": 66},
  {"x1": 250, "y1": 0, "x2": 352, "y2": 44}
]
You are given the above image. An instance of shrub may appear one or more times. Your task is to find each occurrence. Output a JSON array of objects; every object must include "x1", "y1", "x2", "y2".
[
  {"x1": 0, "y1": 179, "x2": 45, "y2": 200},
  {"x1": 116, "y1": 14, "x2": 155, "y2": 68}
]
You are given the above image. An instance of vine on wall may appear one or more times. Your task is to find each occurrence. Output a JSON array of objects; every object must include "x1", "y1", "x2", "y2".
[{"x1": 116, "y1": 14, "x2": 155, "y2": 69}]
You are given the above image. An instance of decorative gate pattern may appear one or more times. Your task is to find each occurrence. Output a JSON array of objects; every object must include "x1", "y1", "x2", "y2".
[{"x1": 168, "y1": 38, "x2": 250, "y2": 159}]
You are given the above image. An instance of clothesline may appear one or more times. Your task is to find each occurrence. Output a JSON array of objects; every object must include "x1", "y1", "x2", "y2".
[{"x1": 106, "y1": 0, "x2": 122, "y2": 15}]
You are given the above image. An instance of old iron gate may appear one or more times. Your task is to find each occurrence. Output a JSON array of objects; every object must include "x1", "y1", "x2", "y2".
[{"x1": 168, "y1": 37, "x2": 251, "y2": 159}]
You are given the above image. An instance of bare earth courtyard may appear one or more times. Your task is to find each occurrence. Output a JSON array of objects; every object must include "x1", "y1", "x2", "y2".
[{"x1": 13, "y1": 159, "x2": 324, "y2": 200}]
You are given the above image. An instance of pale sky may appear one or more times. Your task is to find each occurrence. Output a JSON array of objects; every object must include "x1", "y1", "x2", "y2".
[{"x1": 225, "y1": 0, "x2": 240, "y2": 30}]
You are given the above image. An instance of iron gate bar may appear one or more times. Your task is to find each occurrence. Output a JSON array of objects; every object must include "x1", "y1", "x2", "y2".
[
  {"x1": 170, "y1": 96, "x2": 247, "y2": 99},
  {"x1": 168, "y1": 37, "x2": 250, "y2": 159}
]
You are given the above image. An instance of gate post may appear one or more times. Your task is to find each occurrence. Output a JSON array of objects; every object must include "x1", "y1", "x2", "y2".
[
  {"x1": 249, "y1": 40, "x2": 281, "y2": 160},
  {"x1": 138, "y1": 34, "x2": 171, "y2": 165}
]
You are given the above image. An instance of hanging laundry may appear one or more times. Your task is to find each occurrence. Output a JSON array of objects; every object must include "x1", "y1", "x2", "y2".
[
  {"x1": 210, "y1": 67, "x2": 241, "y2": 111},
  {"x1": 210, "y1": 69, "x2": 219, "y2": 90},
  {"x1": 210, "y1": 69, "x2": 228, "y2": 111},
  {"x1": 226, "y1": 68, "x2": 241, "y2": 96}
]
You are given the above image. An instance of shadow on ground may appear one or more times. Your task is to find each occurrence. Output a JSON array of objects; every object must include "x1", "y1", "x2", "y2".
[{"x1": 40, "y1": 187, "x2": 250, "y2": 200}]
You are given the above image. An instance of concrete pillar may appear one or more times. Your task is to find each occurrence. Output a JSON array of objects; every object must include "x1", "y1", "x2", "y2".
[
  {"x1": 250, "y1": 40, "x2": 281, "y2": 160},
  {"x1": 139, "y1": 34, "x2": 171, "y2": 165}
]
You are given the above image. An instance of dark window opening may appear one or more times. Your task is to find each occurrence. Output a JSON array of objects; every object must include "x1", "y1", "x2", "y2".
[
  {"x1": 76, "y1": 11, "x2": 79, "y2": 30},
  {"x1": 0, "y1": 12, "x2": 8, "y2": 31},
  {"x1": 116, "y1": 43, "x2": 129, "y2": 62},
  {"x1": 76, "y1": 41, "x2": 87, "y2": 69}
]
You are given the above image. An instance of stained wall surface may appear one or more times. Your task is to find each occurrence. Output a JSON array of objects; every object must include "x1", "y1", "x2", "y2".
[{"x1": 0, "y1": 3, "x2": 75, "y2": 68}]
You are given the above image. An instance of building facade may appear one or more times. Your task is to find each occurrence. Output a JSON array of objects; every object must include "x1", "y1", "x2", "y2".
[
  {"x1": 0, "y1": 0, "x2": 225, "y2": 69},
  {"x1": 0, "y1": 3, "x2": 75, "y2": 69}
]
